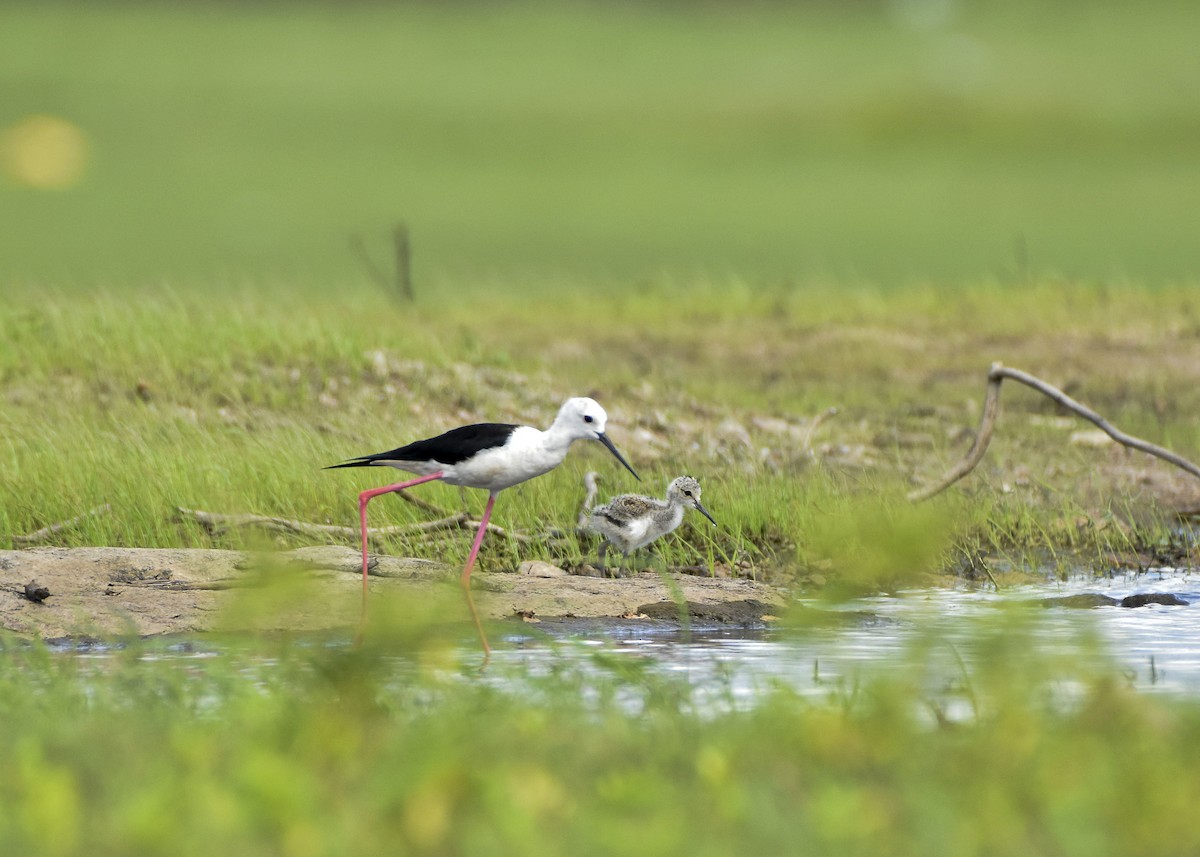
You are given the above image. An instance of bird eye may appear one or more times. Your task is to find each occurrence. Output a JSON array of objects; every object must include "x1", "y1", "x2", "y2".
[
  {"x1": 583, "y1": 415, "x2": 594, "y2": 424},
  {"x1": 683, "y1": 490, "x2": 693, "y2": 497}
]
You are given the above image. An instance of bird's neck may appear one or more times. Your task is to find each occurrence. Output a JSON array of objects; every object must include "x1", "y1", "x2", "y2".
[
  {"x1": 658, "y1": 504, "x2": 685, "y2": 529},
  {"x1": 539, "y1": 425, "x2": 577, "y2": 455},
  {"x1": 520, "y1": 426, "x2": 572, "y2": 472}
]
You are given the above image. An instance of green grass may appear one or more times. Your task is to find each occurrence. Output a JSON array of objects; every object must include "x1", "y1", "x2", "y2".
[
  {"x1": 4, "y1": 613, "x2": 1200, "y2": 856},
  {"x1": 3, "y1": 278, "x2": 1198, "y2": 581},
  {"x1": 4, "y1": 4, "x2": 1200, "y2": 853},
  {"x1": 4, "y1": 0, "x2": 1197, "y2": 576},
  {"x1": 3, "y1": 1, "x2": 1200, "y2": 285}
]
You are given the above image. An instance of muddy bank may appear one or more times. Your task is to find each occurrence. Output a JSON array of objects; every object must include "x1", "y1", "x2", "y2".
[{"x1": 0, "y1": 546, "x2": 785, "y2": 639}]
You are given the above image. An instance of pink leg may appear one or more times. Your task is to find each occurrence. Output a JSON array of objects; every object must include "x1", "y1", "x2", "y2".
[
  {"x1": 357, "y1": 472, "x2": 443, "y2": 627},
  {"x1": 461, "y1": 492, "x2": 497, "y2": 659}
]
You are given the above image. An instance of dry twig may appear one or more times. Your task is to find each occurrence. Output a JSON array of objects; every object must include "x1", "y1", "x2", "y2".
[
  {"x1": 390, "y1": 488, "x2": 454, "y2": 517},
  {"x1": 349, "y1": 222, "x2": 414, "y2": 303},
  {"x1": 13, "y1": 504, "x2": 112, "y2": 547},
  {"x1": 121, "y1": 578, "x2": 246, "y2": 591},
  {"x1": 909, "y1": 362, "x2": 1200, "y2": 502},
  {"x1": 180, "y1": 472, "x2": 598, "y2": 555},
  {"x1": 349, "y1": 234, "x2": 390, "y2": 294},
  {"x1": 177, "y1": 507, "x2": 546, "y2": 546},
  {"x1": 393, "y1": 222, "x2": 414, "y2": 302}
]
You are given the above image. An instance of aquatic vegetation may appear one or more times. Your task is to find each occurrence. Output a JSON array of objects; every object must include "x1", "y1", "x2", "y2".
[{"x1": 2, "y1": 617, "x2": 1200, "y2": 856}]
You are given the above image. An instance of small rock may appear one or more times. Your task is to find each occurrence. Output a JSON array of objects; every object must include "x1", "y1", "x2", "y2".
[
  {"x1": 1070, "y1": 429, "x2": 1112, "y2": 447},
  {"x1": 1042, "y1": 594, "x2": 1120, "y2": 608},
  {"x1": 518, "y1": 561, "x2": 568, "y2": 578},
  {"x1": 1040, "y1": 592, "x2": 1188, "y2": 610},
  {"x1": 1121, "y1": 593, "x2": 1189, "y2": 608},
  {"x1": 750, "y1": 416, "x2": 803, "y2": 438},
  {"x1": 367, "y1": 349, "x2": 390, "y2": 379},
  {"x1": 23, "y1": 580, "x2": 51, "y2": 603},
  {"x1": 872, "y1": 429, "x2": 934, "y2": 449},
  {"x1": 637, "y1": 599, "x2": 778, "y2": 624},
  {"x1": 716, "y1": 418, "x2": 752, "y2": 448}
]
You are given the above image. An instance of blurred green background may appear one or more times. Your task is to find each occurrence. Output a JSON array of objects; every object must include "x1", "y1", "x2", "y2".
[{"x1": 3, "y1": 0, "x2": 1199, "y2": 289}]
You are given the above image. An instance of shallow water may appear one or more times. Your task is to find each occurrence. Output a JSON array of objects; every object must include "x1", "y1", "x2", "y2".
[
  {"x1": 43, "y1": 568, "x2": 1200, "y2": 706},
  {"x1": 490, "y1": 566, "x2": 1200, "y2": 704}
]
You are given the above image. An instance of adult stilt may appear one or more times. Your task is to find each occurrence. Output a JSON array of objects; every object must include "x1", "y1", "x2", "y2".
[{"x1": 328, "y1": 397, "x2": 639, "y2": 656}]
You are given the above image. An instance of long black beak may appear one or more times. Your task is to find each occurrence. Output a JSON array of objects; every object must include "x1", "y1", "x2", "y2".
[
  {"x1": 694, "y1": 502, "x2": 718, "y2": 527},
  {"x1": 596, "y1": 432, "x2": 640, "y2": 481}
]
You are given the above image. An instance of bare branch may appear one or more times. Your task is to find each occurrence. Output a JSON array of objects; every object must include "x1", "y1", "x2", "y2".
[
  {"x1": 122, "y1": 578, "x2": 246, "y2": 591},
  {"x1": 992, "y1": 365, "x2": 1200, "y2": 479},
  {"x1": 13, "y1": 504, "x2": 112, "y2": 546},
  {"x1": 394, "y1": 222, "x2": 414, "y2": 302},
  {"x1": 176, "y1": 507, "x2": 563, "y2": 547},
  {"x1": 349, "y1": 223, "x2": 414, "y2": 303},
  {"x1": 909, "y1": 362, "x2": 1200, "y2": 502},
  {"x1": 178, "y1": 507, "x2": 472, "y2": 545},
  {"x1": 907, "y1": 373, "x2": 1003, "y2": 502},
  {"x1": 349, "y1": 234, "x2": 392, "y2": 295},
  {"x1": 390, "y1": 488, "x2": 454, "y2": 517}
]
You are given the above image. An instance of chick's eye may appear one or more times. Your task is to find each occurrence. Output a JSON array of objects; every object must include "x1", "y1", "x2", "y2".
[{"x1": 583, "y1": 415, "x2": 595, "y2": 424}]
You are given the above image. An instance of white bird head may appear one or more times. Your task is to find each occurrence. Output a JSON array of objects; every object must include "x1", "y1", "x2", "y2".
[
  {"x1": 555, "y1": 397, "x2": 608, "y2": 437},
  {"x1": 554, "y1": 397, "x2": 640, "y2": 480}
]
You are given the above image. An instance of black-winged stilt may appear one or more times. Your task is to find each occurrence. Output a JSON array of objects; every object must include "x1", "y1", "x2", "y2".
[
  {"x1": 327, "y1": 396, "x2": 639, "y2": 655},
  {"x1": 588, "y1": 475, "x2": 716, "y2": 577}
]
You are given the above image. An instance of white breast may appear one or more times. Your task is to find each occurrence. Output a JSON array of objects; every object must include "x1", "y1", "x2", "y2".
[{"x1": 627, "y1": 506, "x2": 685, "y2": 551}]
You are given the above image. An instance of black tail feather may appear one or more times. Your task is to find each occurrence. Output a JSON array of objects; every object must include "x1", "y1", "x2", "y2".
[{"x1": 322, "y1": 458, "x2": 379, "y2": 470}]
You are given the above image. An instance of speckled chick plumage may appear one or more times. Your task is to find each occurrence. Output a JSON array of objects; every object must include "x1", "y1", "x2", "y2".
[{"x1": 588, "y1": 476, "x2": 716, "y2": 575}]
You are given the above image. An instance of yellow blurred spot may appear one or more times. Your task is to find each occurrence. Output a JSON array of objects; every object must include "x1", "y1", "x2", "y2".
[
  {"x1": 506, "y1": 766, "x2": 568, "y2": 817},
  {"x1": 695, "y1": 745, "x2": 729, "y2": 786},
  {"x1": 1, "y1": 114, "x2": 90, "y2": 190},
  {"x1": 403, "y1": 784, "x2": 451, "y2": 849},
  {"x1": 282, "y1": 820, "x2": 323, "y2": 857}
]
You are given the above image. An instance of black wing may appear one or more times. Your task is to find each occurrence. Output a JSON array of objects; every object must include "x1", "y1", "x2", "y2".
[{"x1": 325, "y1": 423, "x2": 520, "y2": 469}]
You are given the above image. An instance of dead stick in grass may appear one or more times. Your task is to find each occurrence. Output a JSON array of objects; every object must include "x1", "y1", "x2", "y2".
[
  {"x1": 181, "y1": 473, "x2": 594, "y2": 550},
  {"x1": 13, "y1": 504, "x2": 112, "y2": 546},
  {"x1": 390, "y1": 488, "x2": 454, "y2": 517},
  {"x1": 125, "y1": 579, "x2": 247, "y2": 591},
  {"x1": 177, "y1": 507, "x2": 542, "y2": 545},
  {"x1": 909, "y1": 362, "x2": 1200, "y2": 502},
  {"x1": 349, "y1": 223, "x2": 414, "y2": 303},
  {"x1": 179, "y1": 507, "x2": 469, "y2": 542}
]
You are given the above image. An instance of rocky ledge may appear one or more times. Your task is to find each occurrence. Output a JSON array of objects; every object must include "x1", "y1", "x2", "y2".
[{"x1": 0, "y1": 546, "x2": 785, "y2": 639}]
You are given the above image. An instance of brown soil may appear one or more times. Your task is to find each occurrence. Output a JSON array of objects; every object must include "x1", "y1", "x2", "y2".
[{"x1": 0, "y1": 545, "x2": 784, "y2": 639}]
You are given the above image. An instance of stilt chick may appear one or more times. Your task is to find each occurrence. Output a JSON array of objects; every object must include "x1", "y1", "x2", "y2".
[{"x1": 588, "y1": 476, "x2": 716, "y2": 577}]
